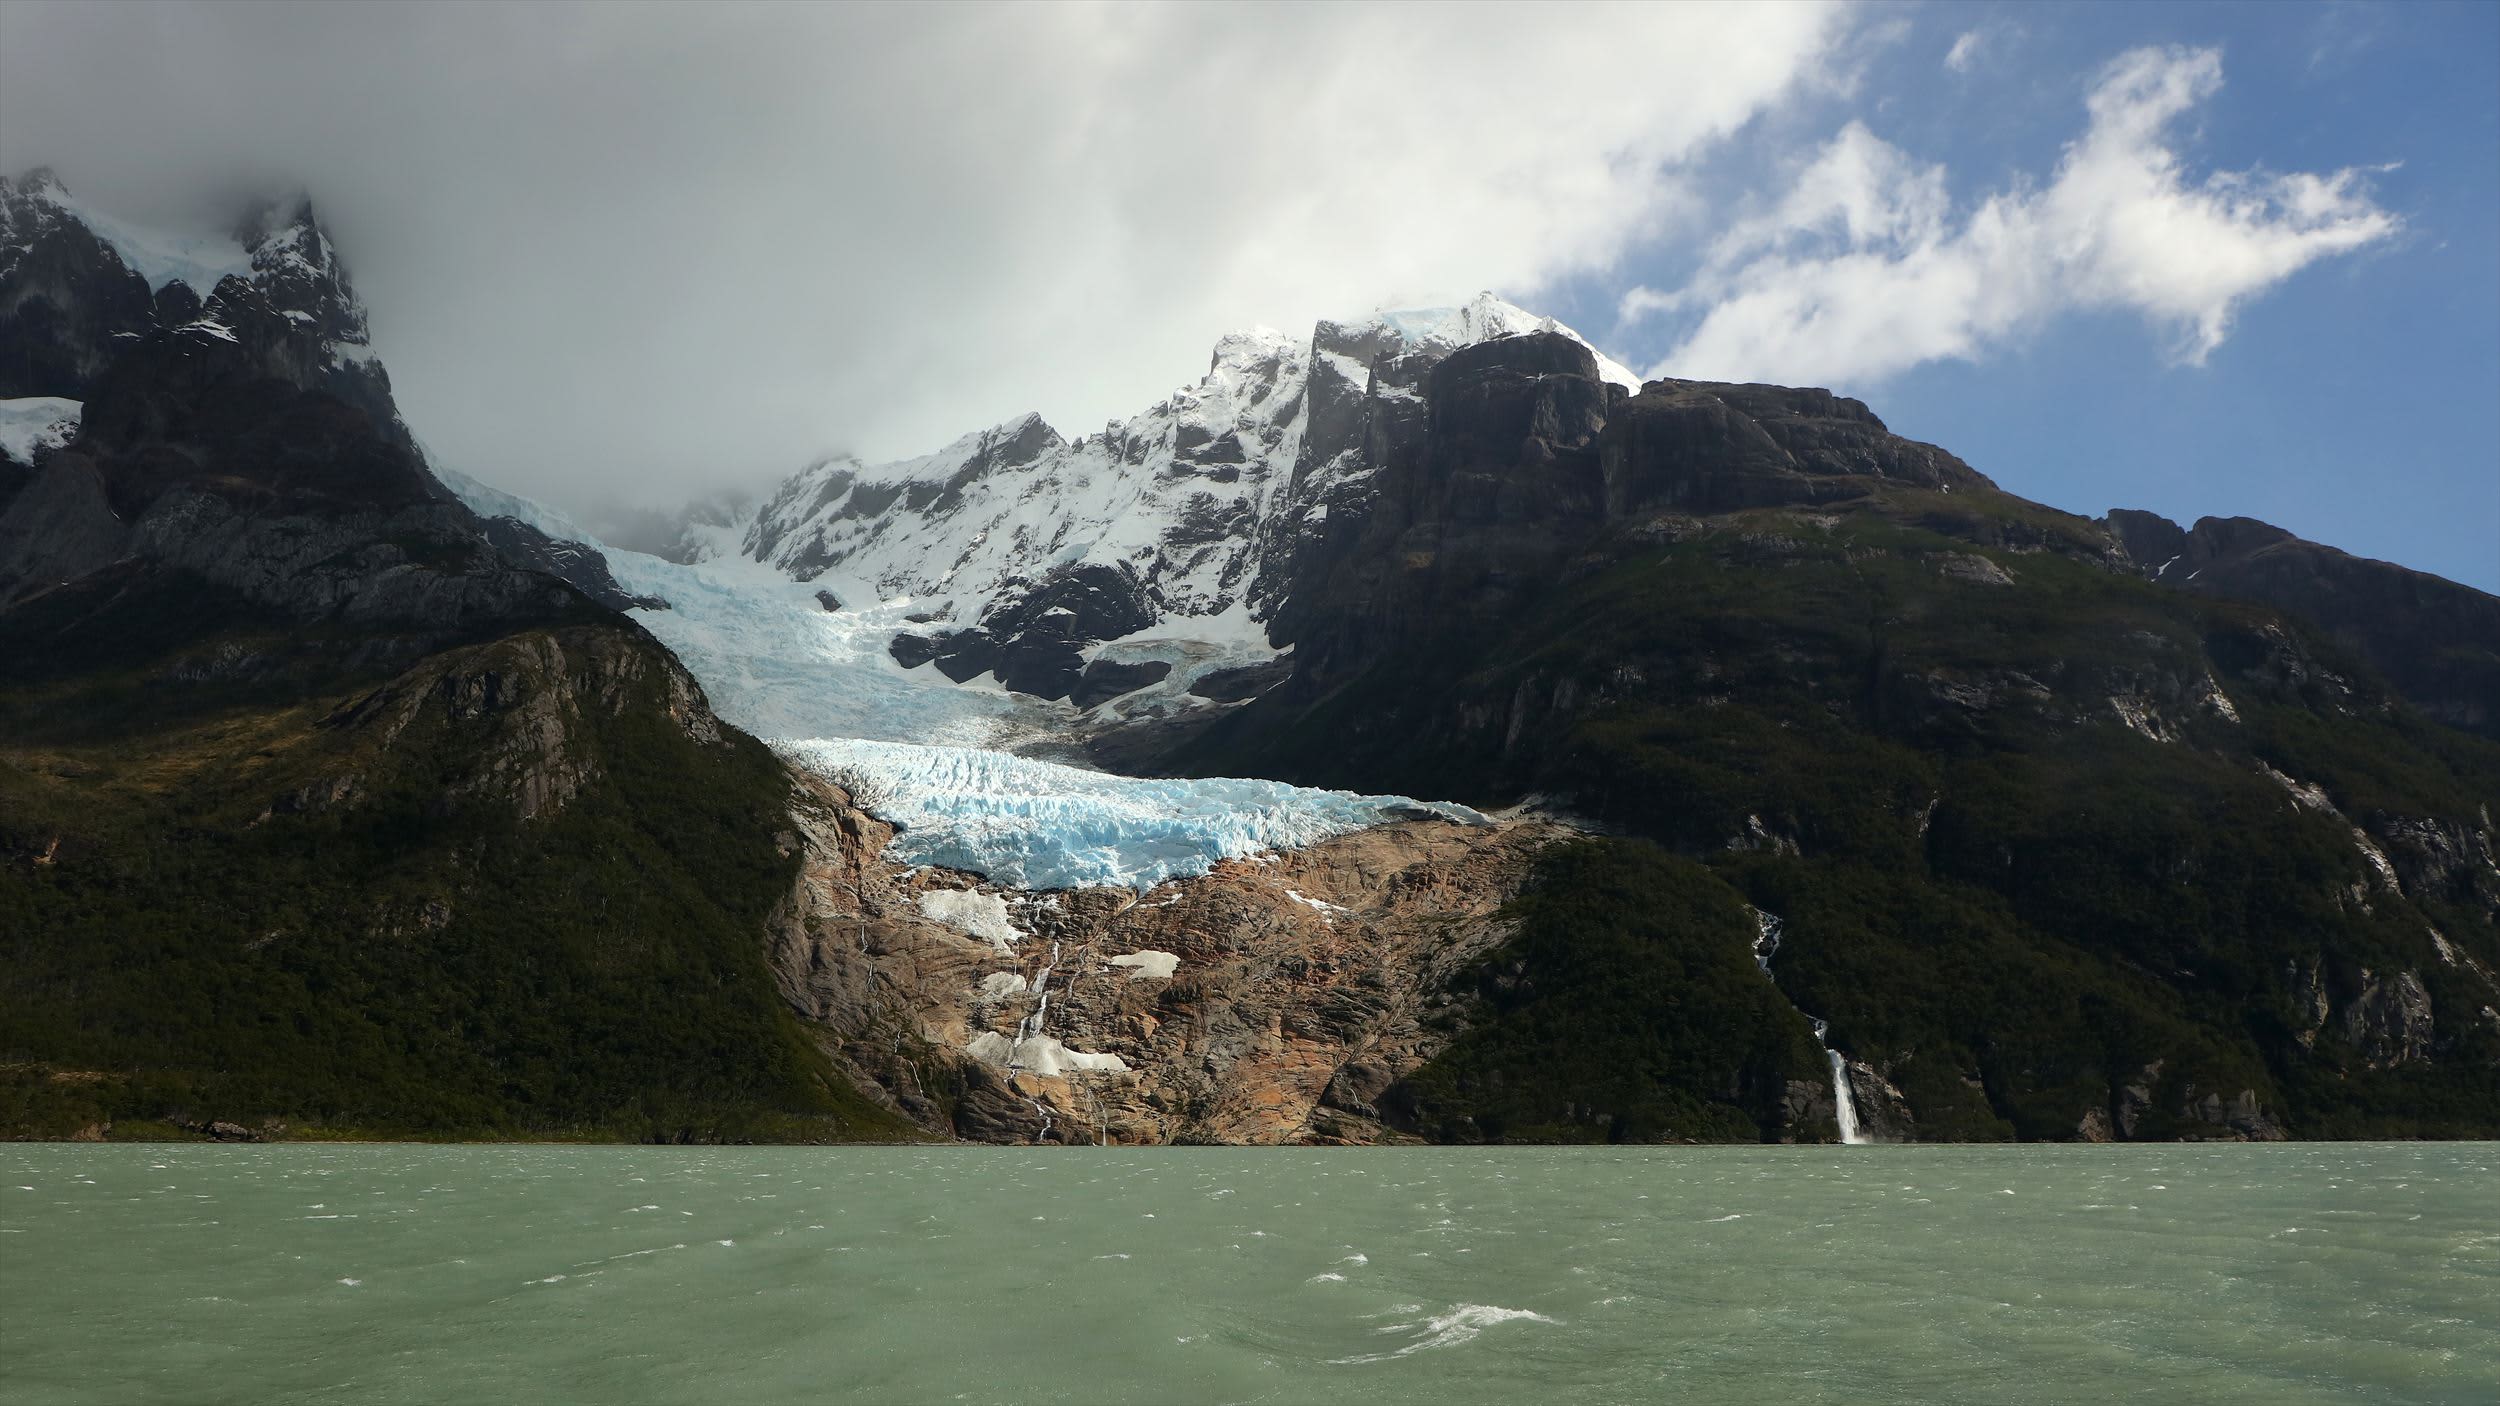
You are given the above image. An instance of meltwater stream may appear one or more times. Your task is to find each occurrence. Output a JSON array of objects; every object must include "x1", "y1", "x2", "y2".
[
  {"x1": 1752, "y1": 909, "x2": 1869, "y2": 1145},
  {"x1": 5, "y1": 1143, "x2": 2493, "y2": 1405}
]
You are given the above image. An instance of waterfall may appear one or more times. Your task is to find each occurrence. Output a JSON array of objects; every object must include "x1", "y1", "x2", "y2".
[
  {"x1": 1751, "y1": 910, "x2": 1870, "y2": 1146},
  {"x1": 1008, "y1": 941, "x2": 1064, "y2": 1144},
  {"x1": 1008, "y1": 941, "x2": 1063, "y2": 1067},
  {"x1": 1825, "y1": 1051, "x2": 1865, "y2": 1144}
]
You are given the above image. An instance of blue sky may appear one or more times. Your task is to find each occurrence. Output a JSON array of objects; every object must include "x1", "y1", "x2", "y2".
[
  {"x1": 4, "y1": 1, "x2": 2490, "y2": 590},
  {"x1": 1544, "y1": 1, "x2": 2500, "y2": 589}
]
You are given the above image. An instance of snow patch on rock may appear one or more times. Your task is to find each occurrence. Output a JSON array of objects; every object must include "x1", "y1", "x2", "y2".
[
  {"x1": 1107, "y1": 950, "x2": 1181, "y2": 982},
  {"x1": 966, "y1": 1030, "x2": 1128, "y2": 1078},
  {"x1": 0, "y1": 397, "x2": 80, "y2": 463},
  {"x1": 918, "y1": 889, "x2": 1022, "y2": 952},
  {"x1": 977, "y1": 970, "x2": 1033, "y2": 1002}
]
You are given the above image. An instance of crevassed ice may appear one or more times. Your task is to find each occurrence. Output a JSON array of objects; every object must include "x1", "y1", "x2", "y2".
[{"x1": 781, "y1": 737, "x2": 1483, "y2": 891}]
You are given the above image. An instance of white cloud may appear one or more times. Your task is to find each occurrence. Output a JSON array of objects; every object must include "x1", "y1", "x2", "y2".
[
  {"x1": 1944, "y1": 29, "x2": 1987, "y2": 73},
  {"x1": 0, "y1": 2, "x2": 1849, "y2": 515},
  {"x1": 1628, "y1": 46, "x2": 2399, "y2": 388}
]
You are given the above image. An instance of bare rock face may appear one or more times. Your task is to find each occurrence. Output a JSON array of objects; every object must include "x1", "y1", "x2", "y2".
[
  {"x1": 1778, "y1": 1079, "x2": 1838, "y2": 1143},
  {"x1": 1843, "y1": 1061, "x2": 1918, "y2": 1142},
  {"x1": 477, "y1": 512, "x2": 670, "y2": 614},
  {"x1": 1072, "y1": 657, "x2": 1171, "y2": 710},
  {"x1": 2177, "y1": 1085, "x2": 2289, "y2": 1142},
  {"x1": 889, "y1": 562, "x2": 1161, "y2": 700},
  {"x1": 2337, "y1": 968, "x2": 2437, "y2": 1069},
  {"x1": 2110, "y1": 1059, "x2": 2287, "y2": 1141},
  {"x1": 1276, "y1": 334, "x2": 2002, "y2": 694},
  {"x1": 765, "y1": 780, "x2": 1571, "y2": 1144},
  {"x1": 0, "y1": 170, "x2": 158, "y2": 399}
]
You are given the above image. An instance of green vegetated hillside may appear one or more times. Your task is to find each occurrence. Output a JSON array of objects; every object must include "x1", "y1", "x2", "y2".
[
  {"x1": 0, "y1": 568, "x2": 919, "y2": 1143},
  {"x1": 1188, "y1": 468, "x2": 2500, "y2": 1143}
]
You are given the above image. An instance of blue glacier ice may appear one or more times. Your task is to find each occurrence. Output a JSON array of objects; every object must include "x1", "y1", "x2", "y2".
[
  {"x1": 439, "y1": 471, "x2": 1483, "y2": 891},
  {"x1": 782, "y1": 738, "x2": 1484, "y2": 891}
]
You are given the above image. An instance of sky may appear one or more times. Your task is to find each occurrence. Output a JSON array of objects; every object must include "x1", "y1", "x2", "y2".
[{"x1": 1, "y1": 1, "x2": 2492, "y2": 589}]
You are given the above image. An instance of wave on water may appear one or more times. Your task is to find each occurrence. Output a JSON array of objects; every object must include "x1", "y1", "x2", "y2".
[{"x1": 1330, "y1": 1304, "x2": 1560, "y2": 1364}]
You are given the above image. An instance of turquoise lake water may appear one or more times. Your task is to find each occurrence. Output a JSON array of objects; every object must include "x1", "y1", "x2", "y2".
[{"x1": 2, "y1": 1142, "x2": 2492, "y2": 1404}]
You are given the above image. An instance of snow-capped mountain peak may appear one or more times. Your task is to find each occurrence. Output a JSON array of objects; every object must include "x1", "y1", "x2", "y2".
[
  {"x1": 725, "y1": 290, "x2": 1633, "y2": 707},
  {"x1": 1328, "y1": 292, "x2": 1642, "y2": 391},
  {"x1": 0, "y1": 168, "x2": 388, "y2": 425}
]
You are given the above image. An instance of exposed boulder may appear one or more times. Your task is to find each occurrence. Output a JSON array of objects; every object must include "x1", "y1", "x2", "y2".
[
  {"x1": 2178, "y1": 1086, "x2": 2289, "y2": 1142},
  {"x1": 887, "y1": 631, "x2": 943, "y2": 670}
]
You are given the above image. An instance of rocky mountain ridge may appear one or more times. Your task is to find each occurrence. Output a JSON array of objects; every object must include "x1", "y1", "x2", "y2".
[
  {"x1": 0, "y1": 170, "x2": 660, "y2": 615},
  {"x1": 2105, "y1": 508, "x2": 2500, "y2": 738},
  {"x1": 727, "y1": 295, "x2": 1640, "y2": 708}
]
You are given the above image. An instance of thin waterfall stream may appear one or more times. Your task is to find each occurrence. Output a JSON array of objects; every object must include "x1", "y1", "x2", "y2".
[
  {"x1": 1750, "y1": 909, "x2": 1869, "y2": 1145},
  {"x1": 1008, "y1": 941, "x2": 1064, "y2": 1143}
]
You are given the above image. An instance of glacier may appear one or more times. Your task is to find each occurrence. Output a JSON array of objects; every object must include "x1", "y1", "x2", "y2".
[
  {"x1": 780, "y1": 737, "x2": 1484, "y2": 891},
  {"x1": 437, "y1": 479, "x2": 1483, "y2": 889},
  {"x1": 429, "y1": 294, "x2": 1637, "y2": 892},
  {"x1": 605, "y1": 546, "x2": 1050, "y2": 749}
]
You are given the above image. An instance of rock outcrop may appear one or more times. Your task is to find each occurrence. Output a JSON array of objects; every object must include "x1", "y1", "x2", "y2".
[
  {"x1": 767, "y1": 775, "x2": 1572, "y2": 1144},
  {"x1": 891, "y1": 560, "x2": 1161, "y2": 699}
]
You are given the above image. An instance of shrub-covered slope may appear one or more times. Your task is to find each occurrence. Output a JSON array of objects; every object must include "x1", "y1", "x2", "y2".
[
  {"x1": 0, "y1": 575, "x2": 912, "y2": 1141},
  {"x1": 1182, "y1": 334, "x2": 2500, "y2": 1142}
]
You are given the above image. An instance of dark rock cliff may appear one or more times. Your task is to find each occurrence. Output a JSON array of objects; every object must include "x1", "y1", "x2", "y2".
[{"x1": 2107, "y1": 508, "x2": 2500, "y2": 738}]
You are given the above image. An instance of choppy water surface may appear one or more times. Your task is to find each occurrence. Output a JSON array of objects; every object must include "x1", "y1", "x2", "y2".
[{"x1": 2, "y1": 1143, "x2": 2491, "y2": 1404}]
